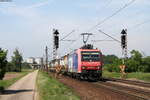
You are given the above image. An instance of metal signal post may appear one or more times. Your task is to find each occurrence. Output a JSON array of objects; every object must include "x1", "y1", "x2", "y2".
[
  {"x1": 45, "y1": 46, "x2": 48, "y2": 72},
  {"x1": 53, "y1": 29, "x2": 59, "y2": 60},
  {"x1": 121, "y1": 29, "x2": 127, "y2": 64}
]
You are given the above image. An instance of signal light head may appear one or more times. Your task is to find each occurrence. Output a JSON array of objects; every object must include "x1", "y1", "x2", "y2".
[
  {"x1": 53, "y1": 30, "x2": 59, "y2": 35},
  {"x1": 121, "y1": 35, "x2": 126, "y2": 48},
  {"x1": 54, "y1": 36, "x2": 59, "y2": 49},
  {"x1": 121, "y1": 29, "x2": 127, "y2": 34}
]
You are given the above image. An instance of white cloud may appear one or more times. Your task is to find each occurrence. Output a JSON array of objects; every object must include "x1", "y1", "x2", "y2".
[
  {"x1": 0, "y1": 0, "x2": 54, "y2": 18},
  {"x1": 27, "y1": 1, "x2": 50, "y2": 9}
]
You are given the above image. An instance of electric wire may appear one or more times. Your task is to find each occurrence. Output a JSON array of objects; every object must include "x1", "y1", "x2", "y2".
[
  {"x1": 129, "y1": 19, "x2": 150, "y2": 30},
  {"x1": 60, "y1": 30, "x2": 75, "y2": 41},
  {"x1": 98, "y1": 30, "x2": 121, "y2": 43},
  {"x1": 94, "y1": 19, "x2": 150, "y2": 43},
  {"x1": 88, "y1": 0, "x2": 136, "y2": 32},
  {"x1": 56, "y1": 0, "x2": 138, "y2": 58},
  {"x1": 98, "y1": 30, "x2": 131, "y2": 53},
  {"x1": 60, "y1": 0, "x2": 136, "y2": 55},
  {"x1": 60, "y1": 34, "x2": 81, "y2": 56},
  {"x1": 68, "y1": 35, "x2": 82, "y2": 50}
]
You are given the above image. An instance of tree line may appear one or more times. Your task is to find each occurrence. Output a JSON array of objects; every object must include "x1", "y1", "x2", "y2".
[
  {"x1": 103, "y1": 50, "x2": 150, "y2": 73},
  {"x1": 1, "y1": 48, "x2": 150, "y2": 80},
  {"x1": 0, "y1": 48, "x2": 30, "y2": 80}
]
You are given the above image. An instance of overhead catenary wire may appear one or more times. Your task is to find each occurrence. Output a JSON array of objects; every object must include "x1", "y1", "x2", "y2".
[
  {"x1": 91, "y1": 32, "x2": 120, "y2": 43},
  {"x1": 68, "y1": 35, "x2": 82, "y2": 49},
  {"x1": 92, "y1": 40, "x2": 116, "y2": 42},
  {"x1": 60, "y1": 34, "x2": 81, "y2": 56},
  {"x1": 60, "y1": 30, "x2": 75, "y2": 41},
  {"x1": 61, "y1": 40, "x2": 76, "y2": 42},
  {"x1": 98, "y1": 30, "x2": 131, "y2": 53},
  {"x1": 88, "y1": 0, "x2": 136, "y2": 32},
  {"x1": 94, "y1": 19, "x2": 150, "y2": 43},
  {"x1": 57, "y1": 0, "x2": 137, "y2": 58},
  {"x1": 129, "y1": 19, "x2": 150, "y2": 30},
  {"x1": 98, "y1": 30, "x2": 121, "y2": 43},
  {"x1": 57, "y1": 29, "x2": 76, "y2": 57},
  {"x1": 59, "y1": 0, "x2": 137, "y2": 56}
]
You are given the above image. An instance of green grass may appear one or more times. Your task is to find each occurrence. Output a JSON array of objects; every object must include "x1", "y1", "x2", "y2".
[
  {"x1": 103, "y1": 71, "x2": 150, "y2": 82},
  {"x1": 37, "y1": 71, "x2": 80, "y2": 100},
  {"x1": 0, "y1": 69, "x2": 32, "y2": 90},
  {"x1": 126, "y1": 72, "x2": 150, "y2": 81},
  {"x1": 103, "y1": 71, "x2": 121, "y2": 78}
]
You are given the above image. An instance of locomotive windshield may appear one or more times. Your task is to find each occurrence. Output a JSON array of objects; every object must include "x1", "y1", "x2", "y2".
[{"x1": 81, "y1": 51, "x2": 101, "y2": 61}]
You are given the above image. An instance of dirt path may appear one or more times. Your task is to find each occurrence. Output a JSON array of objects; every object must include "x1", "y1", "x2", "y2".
[
  {"x1": 3, "y1": 73, "x2": 20, "y2": 80},
  {"x1": 0, "y1": 70, "x2": 38, "y2": 100}
]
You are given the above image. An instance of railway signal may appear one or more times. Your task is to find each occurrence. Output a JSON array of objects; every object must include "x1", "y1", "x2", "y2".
[
  {"x1": 120, "y1": 29, "x2": 127, "y2": 79},
  {"x1": 53, "y1": 29, "x2": 60, "y2": 60},
  {"x1": 53, "y1": 30, "x2": 59, "y2": 49},
  {"x1": 121, "y1": 29, "x2": 127, "y2": 49},
  {"x1": 121, "y1": 29, "x2": 127, "y2": 61},
  {"x1": 54, "y1": 35, "x2": 59, "y2": 49}
]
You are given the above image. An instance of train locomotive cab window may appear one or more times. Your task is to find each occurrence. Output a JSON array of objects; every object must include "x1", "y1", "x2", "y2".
[{"x1": 81, "y1": 51, "x2": 101, "y2": 62}]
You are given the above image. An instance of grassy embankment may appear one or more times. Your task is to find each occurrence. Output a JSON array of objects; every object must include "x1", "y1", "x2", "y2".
[
  {"x1": 0, "y1": 69, "x2": 32, "y2": 90},
  {"x1": 103, "y1": 71, "x2": 150, "y2": 82},
  {"x1": 37, "y1": 71, "x2": 80, "y2": 100}
]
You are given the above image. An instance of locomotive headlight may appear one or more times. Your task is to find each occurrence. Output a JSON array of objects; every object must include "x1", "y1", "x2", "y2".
[
  {"x1": 97, "y1": 66, "x2": 100, "y2": 69},
  {"x1": 82, "y1": 66, "x2": 86, "y2": 69}
]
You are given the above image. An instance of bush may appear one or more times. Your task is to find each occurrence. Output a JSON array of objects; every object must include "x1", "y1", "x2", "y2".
[
  {"x1": 104, "y1": 50, "x2": 150, "y2": 73},
  {"x1": 0, "y1": 48, "x2": 7, "y2": 80}
]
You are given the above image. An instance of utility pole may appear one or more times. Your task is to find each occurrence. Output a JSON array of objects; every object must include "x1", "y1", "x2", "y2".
[
  {"x1": 81, "y1": 33, "x2": 93, "y2": 45},
  {"x1": 45, "y1": 46, "x2": 48, "y2": 72}
]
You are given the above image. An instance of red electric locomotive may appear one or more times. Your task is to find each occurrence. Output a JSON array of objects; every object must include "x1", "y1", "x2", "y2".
[
  {"x1": 67, "y1": 44, "x2": 103, "y2": 80},
  {"x1": 49, "y1": 44, "x2": 103, "y2": 80}
]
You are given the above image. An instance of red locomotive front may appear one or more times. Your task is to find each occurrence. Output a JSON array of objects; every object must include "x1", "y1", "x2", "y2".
[{"x1": 77, "y1": 49, "x2": 103, "y2": 80}]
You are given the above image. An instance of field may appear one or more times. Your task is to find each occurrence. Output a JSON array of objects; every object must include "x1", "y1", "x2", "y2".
[
  {"x1": 103, "y1": 71, "x2": 150, "y2": 82},
  {"x1": 37, "y1": 71, "x2": 80, "y2": 100},
  {"x1": 0, "y1": 69, "x2": 32, "y2": 91}
]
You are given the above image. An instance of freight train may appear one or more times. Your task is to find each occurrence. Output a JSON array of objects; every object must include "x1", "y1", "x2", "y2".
[{"x1": 49, "y1": 44, "x2": 103, "y2": 80}]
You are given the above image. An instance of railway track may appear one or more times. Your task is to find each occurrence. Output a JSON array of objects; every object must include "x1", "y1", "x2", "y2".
[
  {"x1": 103, "y1": 77, "x2": 150, "y2": 88},
  {"x1": 49, "y1": 72, "x2": 150, "y2": 100},
  {"x1": 93, "y1": 81, "x2": 150, "y2": 100}
]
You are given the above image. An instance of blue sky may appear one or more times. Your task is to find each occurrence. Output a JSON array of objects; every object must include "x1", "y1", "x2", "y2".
[{"x1": 0, "y1": 0, "x2": 150, "y2": 60}]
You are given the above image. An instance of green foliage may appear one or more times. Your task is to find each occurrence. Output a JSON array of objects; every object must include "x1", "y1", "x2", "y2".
[
  {"x1": 6, "y1": 62, "x2": 15, "y2": 72},
  {"x1": 104, "y1": 57, "x2": 122, "y2": 72},
  {"x1": 103, "y1": 55, "x2": 118, "y2": 64},
  {"x1": 126, "y1": 50, "x2": 148, "y2": 72},
  {"x1": 104, "y1": 50, "x2": 150, "y2": 73},
  {"x1": 6, "y1": 62, "x2": 31, "y2": 72},
  {"x1": 126, "y1": 59, "x2": 140, "y2": 72},
  {"x1": 130, "y1": 50, "x2": 142, "y2": 62},
  {"x1": 22, "y1": 62, "x2": 31, "y2": 69},
  {"x1": 142, "y1": 56, "x2": 150, "y2": 72},
  {"x1": 0, "y1": 48, "x2": 7, "y2": 80},
  {"x1": 11, "y1": 48, "x2": 23, "y2": 72}
]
